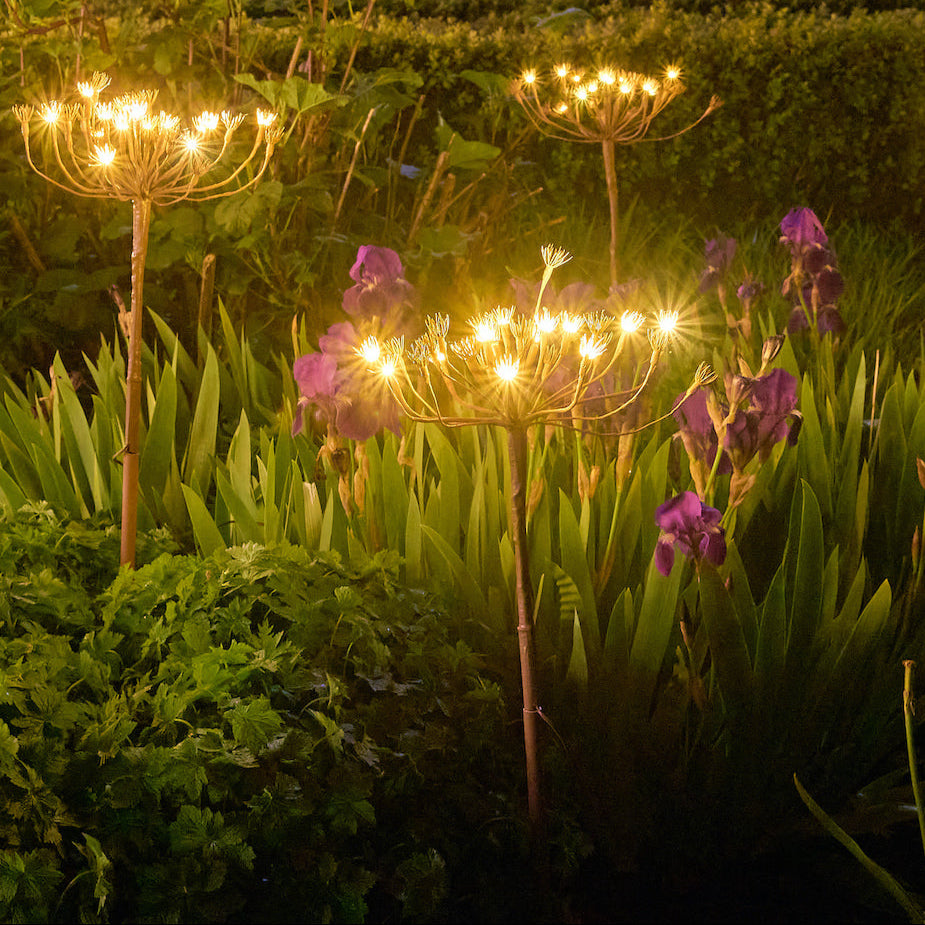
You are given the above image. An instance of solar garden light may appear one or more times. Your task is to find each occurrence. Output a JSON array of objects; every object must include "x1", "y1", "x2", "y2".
[
  {"x1": 358, "y1": 244, "x2": 714, "y2": 841},
  {"x1": 13, "y1": 72, "x2": 282, "y2": 568},
  {"x1": 513, "y1": 64, "x2": 721, "y2": 287}
]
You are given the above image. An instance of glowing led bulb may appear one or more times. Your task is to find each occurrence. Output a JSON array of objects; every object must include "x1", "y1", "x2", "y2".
[
  {"x1": 621, "y1": 311, "x2": 644, "y2": 333},
  {"x1": 495, "y1": 356, "x2": 519, "y2": 381},
  {"x1": 360, "y1": 337, "x2": 381, "y2": 363}
]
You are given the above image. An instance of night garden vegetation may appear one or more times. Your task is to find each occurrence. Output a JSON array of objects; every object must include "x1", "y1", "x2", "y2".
[{"x1": 2, "y1": 1, "x2": 925, "y2": 922}]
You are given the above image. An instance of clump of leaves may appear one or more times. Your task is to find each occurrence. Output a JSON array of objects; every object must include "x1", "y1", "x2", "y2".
[{"x1": 0, "y1": 508, "x2": 524, "y2": 923}]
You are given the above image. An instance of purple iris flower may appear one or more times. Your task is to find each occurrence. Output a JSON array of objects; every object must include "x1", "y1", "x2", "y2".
[
  {"x1": 293, "y1": 245, "x2": 417, "y2": 442},
  {"x1": 699, "y1": 235, "x2": 737, "y2": 293},
  {"x1": 723, "y1": 368, "x2": 801, "y2": 465},
  {"x1": 780, "y1": 207, "x2": 828, "y2": 254},
  {"x1": 673, "y1": 389, "x2": 730, "y2": 474},
  {"x1": 342, "y1": 245, "x2": 417, "y2": 321},
  {"x1": 654, "y1": 491, "x2": 727, "y2": 576}
]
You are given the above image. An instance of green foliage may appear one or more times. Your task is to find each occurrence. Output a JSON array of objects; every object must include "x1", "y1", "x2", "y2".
[{"x1": 0, "y1": 508, "x2": 519, "y2": 923}]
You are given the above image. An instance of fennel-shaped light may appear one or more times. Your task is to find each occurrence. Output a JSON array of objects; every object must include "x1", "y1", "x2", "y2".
[
  {"x1": 513, "y1": 64, "x2": 721, "y2": 286},
  {"x1": 13, "y1": 72, "x2": 282, "y2": 568},
  {"x1": 362, "y1": 245, "x2": 713, "y2": 840}
]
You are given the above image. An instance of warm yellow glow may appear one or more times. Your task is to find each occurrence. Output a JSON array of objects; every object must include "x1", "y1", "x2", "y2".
[
  {"x1": 380, "y1": 358, "x2": 397, "y2": 378},
  {"x1": 657, "y1": 311, "x2": 679, "y2": 334},
  {"x1": 522, "y1": 69, "x2": 537, "y2": 85},
  {"x1": 160, "y1": 112, "x2": 180, "y2": 132},
  {"x1": 41, "y1": 102, "x2": 61, "y2": 124},
  {"x1": 665, "y1": 64, "x2": 681, "y2": 81},
  {"x1": 579, "y1": 335, "x2": 605, "y2": 360},
  {"x1": 586, "y1": 81, "x2": 598, "y2": 94},
  {"x1": 183, "y1": 133, "x2": 201, "y2": 154},
  {"x1": 473, "y1": 318, "x2": 498, "y2": 343},
  {"x1": 194, "y1": 111, "x2": 220, "y2": 133},
  {"x1": 541, "y1": 244, "x2": 572, "y2": 269},
  {"x1": 642, "y1": 79, "x2": 658, "y2": 96},
  {"x1": 126, "y1": 98, "x2": 148, "y2": 121},
  {"x1": 534, "y1": 310, "x2": 557, "y2": 336},
  {"x1": 77, "y1": 81, "x2": 96, "y2": 99},
  {"x1": 575, "y1": 86, "x2": 589, "y2": 102},
  {"x1": 555, "y1": 102, "x2": 568, "y2": 114},
  {"x1": 91, "y1": 144, "x2": 117, "y2": 167},
  {"x1": 619, "y1": 77, "x2": 633, "y2": 95},
  {"x1": 495, "y1": 356, "x2": 519, "y2": 381},
  {"x1": 598, "y1": 69, "x2": 616, "y2": 85},
  {"x1": 360, "y1": 337, "x2": 381, "y2": 363},
  {"x1": 555, "y1": 64, "x2": 570, "y2": 78},
  {"x1": 620, "y1": 311, "x2": 644, "y2": 333},
  {"x1": 95, "y1": 102, "x2": 114, "y2": 121},
  {"x1": 560, "y1": 313, "x2": 583, "y2": 334},
  {"x1": 256, "y1": 109, "x2": 277, "y2": 127}
]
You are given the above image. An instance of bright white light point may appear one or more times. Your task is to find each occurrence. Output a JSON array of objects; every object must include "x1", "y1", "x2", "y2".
[
  {"x1": 41, "y1": 103, "x2": 61, "y2": 124},
  {"x1": 658, "y1": 311, "x2": 679, "y2": 334},
  {"x1": 77, "y1": 82, "x2": 96, "y2": 98},
  {"x1": 580, "y1": 336, "x2": 605, "y2": 359},
  {"x1": 495, "y1": 357, "x2": 519, "y2": 381},
  {"x1": 555, "y1": 64, "x2": 569, "y2": 78},
  {"x1": 194, "y1": 111, "x2": 220, "y2": 133},
  {"x1": 535, "y1": 311, "x2": 557, "y2": 335},
  {"x1": 95, "y1": 102, "x2": 114, "y2": 121},
  {"x1": 183, "y1": 135, "x2": 200, "y2": 154},
  {"x1": 127, "y1": 100, "x2": 148, "y2": 120},
  {"x1": 256, "y1": 109, "x2": 277, "y2": 127},
  {"x1": 643, "y1": 79, "x2": 658, "y2": 96},
  {"x1": 576, "y1": 87, "x2": 589, "y2": 102},
  {"x1": 665, "y1": 66, "x2": 680, "y2": 80},
  {"x1": 621, "y1": 311, "x2": 644, "y2": 333},
  {"x1": 360, "y1": 337, "x2": 381, "y2": 363},
  {"x1": 561, "y1": 313, "x2": 582, "y2": 334},
  {"x1": 474, "y1": 320, "x2": 497, "y2": 342},
  {"x1": 380, "y1": 359, "x2": 397, "y2": 378},
  {"x1": 556, "y1": 103, "x2": 568, "y2": 114},
  {"x1": 92, "y1": 144, "x2": 116, "y2": 166},
  {"x1": 522, "y1": 70, "x2": 537, "y2": 85},
  {"x1": 599, "y1": 69, "x2": 615, "y2": 85}
]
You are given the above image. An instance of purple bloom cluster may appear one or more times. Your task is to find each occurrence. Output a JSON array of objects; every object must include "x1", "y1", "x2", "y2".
[
  {"x1": 673, "y1": 367, "x2": 801, "y2": 475},
  {"x1": 654, "y1": 491, "x2": 727, "y2": 576},
  {"x1": 292, "y1": 245, "x2": 417, "y2": 442},
  {"x1": 779, "y1": 207, "x2": 845, "y2": 336}
]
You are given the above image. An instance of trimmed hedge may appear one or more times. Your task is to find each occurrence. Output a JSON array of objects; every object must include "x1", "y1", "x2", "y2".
[{"x1": 354, "y1": 2, "x2": 925, "y2": 230}]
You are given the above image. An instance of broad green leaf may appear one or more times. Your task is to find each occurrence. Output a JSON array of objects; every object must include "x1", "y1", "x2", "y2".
[
  {"x1": 565, "y1": 610, "x2": 588, "y2": 691},
  {"x1": 53, "y1": 354, "x2": 105, "y2": 510},
  {"x1": 797, "y1": 376, "x2": 832, "y2": 521},
  {"x1": 557, "y1": 488, "x2": 600, "y2": 655},
  {"x1": 698, "y1": 563, "x2": 755, "y2": 732},
  {"x1": 182, "y1": 346, "x2": 220, "y2": 498},
  {"x1": 628, "y1": 557, "x2": 683, "y2": 717},
  {"x1": 421, "y1": 524, "x2": 489, "y2": 627},
  {"x1": 140, "y1": 358, "x2": 178, "y2": 502},
  {"x1": 181, "y1": 483, "x2": 226, "y2": 556}
]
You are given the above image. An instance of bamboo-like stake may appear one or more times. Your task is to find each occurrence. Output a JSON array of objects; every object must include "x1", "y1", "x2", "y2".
[
  {"x1": 120, "y1": 198, "x2": 152, "y2": 568},
  {"x1": 508, "y1": 425, "x2": 543, "y2": 833}
]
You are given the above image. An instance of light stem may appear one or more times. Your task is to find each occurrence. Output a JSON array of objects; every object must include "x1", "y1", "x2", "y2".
[
  {"x1": 507, "y1": 424, "x2": 544, "y2": 842},
  {"x1": 601, "y1": 136, "x2": 619, "y2": 288},
  {"x1": 120, "y1": 196, "x2": 152, "y2": 568}
]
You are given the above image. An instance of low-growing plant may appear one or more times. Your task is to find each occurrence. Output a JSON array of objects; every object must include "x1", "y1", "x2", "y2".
[{"x1": 0, "y1": 505, "x2": 533, "y2": 923}]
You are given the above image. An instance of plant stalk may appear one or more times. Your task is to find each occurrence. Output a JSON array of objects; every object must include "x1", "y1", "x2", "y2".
[
  {"x1": 601, "y1": 137, "x2": 619, "y2": 287},
  {"x1": 120, "y1": 197, "x2": 152, "y2": 569},
  {"x1": 903, "y1": 659, "x2": 925, "y2": 860},
  {"x1": 507, "y1": 425, "x2": 544, "y2": 839}
]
